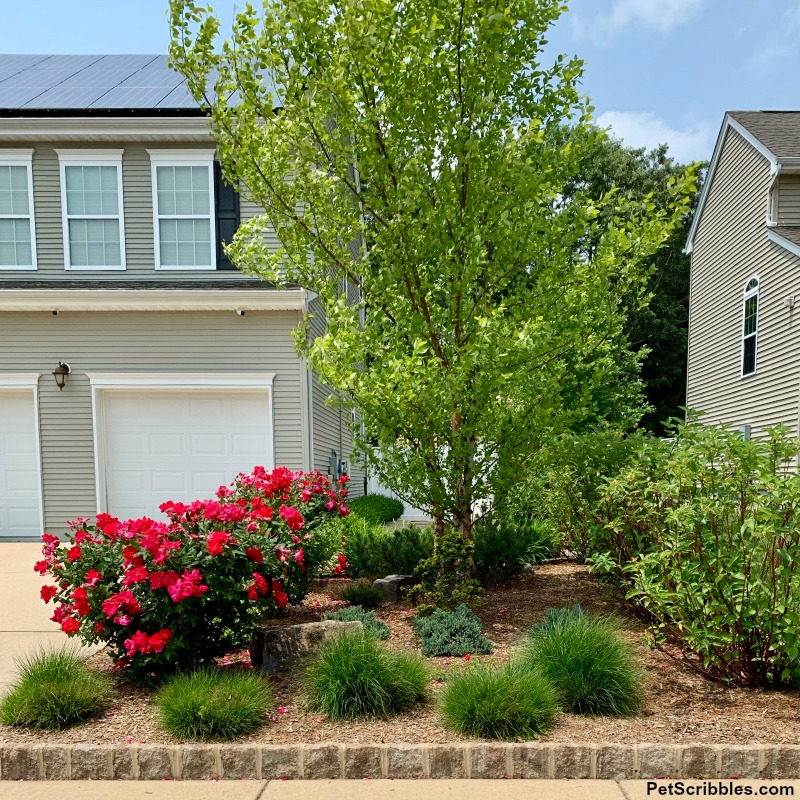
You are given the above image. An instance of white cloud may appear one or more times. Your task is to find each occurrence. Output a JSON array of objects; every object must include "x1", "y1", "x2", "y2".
[
  {"x1": 596, "y1": 111, "x2": 715, "y2": 163},
  {"x1": 599, "y1": 0, "x2": 703, "y2": 34}
]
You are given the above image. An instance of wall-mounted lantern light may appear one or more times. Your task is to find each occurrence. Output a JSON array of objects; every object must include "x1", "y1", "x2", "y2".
[{"x1": 52, "y1": 361, "x2": 71, "y2": 391}]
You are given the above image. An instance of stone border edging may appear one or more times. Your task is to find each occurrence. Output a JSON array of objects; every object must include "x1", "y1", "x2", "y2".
[{"x1": 0, "y1": 742, "x2": 797, "y2": 781}]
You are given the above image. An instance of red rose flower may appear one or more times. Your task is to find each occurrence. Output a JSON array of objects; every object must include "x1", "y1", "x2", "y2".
[
  {"x1": 246, "y1": 546, "x2": 264, "y2": 563},
  {"x1": 61, "y1": 617, "x2": 80, "y2": 634},
  {"x1": 40, "y1": 585, "x2": 57, "y2": 603}
]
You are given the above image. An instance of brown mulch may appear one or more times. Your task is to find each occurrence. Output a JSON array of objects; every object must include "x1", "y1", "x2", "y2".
[{"x1": 3, "y1": 563, "x2": 800, "y2": 746}]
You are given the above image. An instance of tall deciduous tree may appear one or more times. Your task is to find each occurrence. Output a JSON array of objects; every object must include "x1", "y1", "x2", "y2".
[
  {"x1": 169, "y1": 0, "x2": 697, "y2": 536},
  {"x1": 563, "y1": 133, "x2": 704, "y2": 434}
]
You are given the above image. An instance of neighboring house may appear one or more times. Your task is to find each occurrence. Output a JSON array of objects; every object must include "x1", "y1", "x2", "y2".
[
  {"x1": 0, "y1": 54, "x2": 363, "y2": 539},
  {"x1": 685, "y1": 111, "x2": 800, "y2": 440}
]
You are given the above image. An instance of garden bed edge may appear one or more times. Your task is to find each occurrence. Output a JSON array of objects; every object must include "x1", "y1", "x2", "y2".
[{"x1": 0, "y1": 741, "x2": 795, "y2": 780}]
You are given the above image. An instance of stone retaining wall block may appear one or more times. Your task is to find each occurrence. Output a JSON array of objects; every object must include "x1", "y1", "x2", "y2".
[
  {"x1": 595, "y1": 744, "x2": 634, "y2": 779},
  {"x1": 137, "y1": 744, "x2": 175, "y2": 780},
  {"x1": 763, "y1": 746, "x2": 800, "y2": 779},
  {"x1": 720, "y1": 745, "x2": 762, "y2": 779},
  {"x1": 552, "y1": 744, "x2": 592, "y2": 779},
  {"x1": 261, "y1": 745, "x2": 300, "y2": 780},
  {"x1": 1, "y1": 745, "x2": 41, "y2": 780},
  {"x1": 681, "y1": 745, "x2": 719, "y2": 778},
  {"x1": 511, "y1": 743, "x2": 550, "y2": 778},
  {"x1": 344, "y1": 744, "x2": 384, "y2": 779},
  {"x1": 470, "y1": 743, "x2": 510, "y2": 778},
  {"x1": 428, "y1": 744, "x2": 467, "y2": 778},
  {"x1": 41, "y1": 745, "x2": 69, "y2": 781},
  {"x1": 220, "y1": 744, "x2": 259, "y2": 780},
  {"x1": 386, "y1": 744, "x2": 425, "y2": 779},
  {"x1": 303, "y1": 743, "x2": 342, "y2": 779},
  {"x1": 180, "y1": 744, "x2": 219, "y2": 780}
]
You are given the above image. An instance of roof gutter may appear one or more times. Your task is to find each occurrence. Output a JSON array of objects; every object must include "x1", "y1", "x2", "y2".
[{"x1": 0, "y1": 288, "x2": 308, "y2": 312}]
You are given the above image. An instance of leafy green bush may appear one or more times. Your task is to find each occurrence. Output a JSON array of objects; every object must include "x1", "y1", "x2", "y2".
[
  {"x1": 472, "y1": 516, "x2": 560, "y2": 585},
  {"x1": 339, "y1": 582, "x2": 384, "y2": 608},
  {"x1": 324, "y1": 605, "x2": 390, "y2": 639},
  {"x1": 348, "y1": 493, "x2": 405, "y2": 525},
  {"x1": 596, "y1": 421, "x2": 800, "y2": 688},
  {"x1": 412, "y1": 604, "x2": 493, "y2": 657},
  {"x1": 0, "y1": 648, "x2": 112, "y2": 730},
  {"x1": 440, "y1": 662, "x2": 559, "y2": 739},
  {"x1": 405, "y1": 528, "x2": 483, "y2": 613},
  {"x1": 155, "y1": 667, "x2": 273, "y2": 739},
  {"x1": 382, "y1": 525, "x2": 434, "y2": 575},
  {"x1": 520, "y1": 608, "x2": 643, "y2": 715},
  {"x1": 303, "y1": 632, "x2": 428, "y2": 718},
  {"x1": 512, "y1": 430, "x2": 652, "y2": 560}
]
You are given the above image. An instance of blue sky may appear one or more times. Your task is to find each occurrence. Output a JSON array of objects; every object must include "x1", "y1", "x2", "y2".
[{"x1": 1, "y1": 0, "x2": 798, "y2": 164}]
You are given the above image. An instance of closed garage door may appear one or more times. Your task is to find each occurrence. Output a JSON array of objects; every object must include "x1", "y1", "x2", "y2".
[
  {"x1": 0, "y1": 389, "x2": 42, "y2": 537},
  {"x1": 101, "y1": 390, "x2": 273, "y2": 520}
]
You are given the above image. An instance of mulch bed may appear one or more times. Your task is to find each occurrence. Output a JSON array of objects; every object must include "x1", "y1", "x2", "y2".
[{"x1": 2, "y1": 562, "x2": 800, "y2": 746}]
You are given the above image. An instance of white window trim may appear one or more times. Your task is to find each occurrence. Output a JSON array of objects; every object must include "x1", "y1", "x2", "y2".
[
  {"x1": 0, "y1": 149, "x2": 37, "y2": 271},
  {"x1": 741, "y1": 275, "x2": 760, "y2": 379},
  {"x1": 147, "y1": 149, "x2": 217, "y2": 271},
  {"x1": 0, "y1": 373, "x2": 44, "y2": 537},
  {"x1": 56, "y1": 149, "x2": 126, "y2": 271},
  {"x1": 85, "y1": 372, "x2": 275, "y2": 515}
]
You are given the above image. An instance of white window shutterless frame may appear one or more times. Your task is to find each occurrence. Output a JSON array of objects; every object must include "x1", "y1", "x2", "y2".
[
  {"x1": 148, "y1": 149, "x2": 216, "y2": 270},
  {"x1": 56, "y1": 150, "x2": 126, "y2": 271},
  {"x1": 0, "y1": 149, "x2": 36, "y2": 270}
]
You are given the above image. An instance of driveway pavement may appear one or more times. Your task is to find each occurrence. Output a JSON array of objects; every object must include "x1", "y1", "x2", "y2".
[{"x1": 0, "y1": 542, "x2": 82, "y2": 691}]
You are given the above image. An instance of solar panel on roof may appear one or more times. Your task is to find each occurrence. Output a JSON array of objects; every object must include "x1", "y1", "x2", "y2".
[
  {"x1": 0, "y1": 55, "x2": 51, "y2": 70},
  {"x1": 29, "y1": 55, "x2": 103, "y2": 71},
  {"x1": 58, "y1": 68, "x2": 144, "y2": 89},
  {"x1": 22, "y1": 86, "x2": 120, "y2": 109},
  {"x1": 88, "y1": 86, "x2": 187, "y2": 109},
  {"x1": 0, "y1": 69, "x2": 83, "y2": 88},
  {"x1": 0, "y1": 87, "x2": 48, "y2": 107},
  {"x1": 155, "y1": 85, "x2": 201, "y2": 108}
]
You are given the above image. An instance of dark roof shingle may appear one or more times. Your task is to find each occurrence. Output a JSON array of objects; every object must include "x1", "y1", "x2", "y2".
[{"x1": 729, "y1": 111, "x2": 800, "y2": 158}]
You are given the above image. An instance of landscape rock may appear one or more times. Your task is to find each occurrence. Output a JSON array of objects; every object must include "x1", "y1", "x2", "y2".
[
  {"x1": 372, "y1": 574, "x2": 416, "y2": 602},
  {"x1": 250, "y1": 620, "x2": 363, "y2": 674}
]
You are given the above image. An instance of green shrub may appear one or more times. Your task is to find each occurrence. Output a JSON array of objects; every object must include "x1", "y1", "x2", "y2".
[
  {"x1": 405, "y1": 528, "x2": 483, "y2": 613},
  {"x1": 382, "y1": 525, "x2": 434, "y2": 575},
  {"x1": 324, "y1": 605, "x2": 390, "y2": 639},
  {"x1": 472, "y1": 516, "x2": 560, "y2": 585},
  {"x1": 337, "y1": 515, "x2": 390, "y2": 578},
  {"x1": 155, "y1": 667, "x2": 273, "y2": 739},
  {"x1": 440, "y1": 662, "x2": 559, "y2": 739},
  {"x1": 595, "y1": 421, "x2": 800, "y2": 688},
  {"x1": 339, "y1": 582, "x2": 384, "y2": 608},
  {"x1": 348, "y1": 493, "x2": 405, "y2": 525},
  {"x1": 0, "y1": 648, "x2": 112, "y2": 730},
  {"x1": 303, "y1": 632, "x2": 428, "y2": 718},
  {"x1": 520, "y1": 609, "x2": 643, "y2": 716},
  {"x1": 411, "y1": 604, "x2": 493, "y2": 657}
]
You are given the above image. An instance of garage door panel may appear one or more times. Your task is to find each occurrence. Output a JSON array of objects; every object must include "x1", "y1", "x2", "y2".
[
  {"x1": 102, "y1": 389, "x2": 272, "y2": 519},
  {"x1": 0, "y1": 389, "x2": 41, "y2": 537}
]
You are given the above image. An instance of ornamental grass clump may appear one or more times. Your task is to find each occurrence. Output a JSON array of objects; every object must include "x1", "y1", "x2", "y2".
[
  {"x1": 34, "y1": 466, "x2": 349, "y2": 684},
  {"x1": 303, "y1": 631, "x2": 428, "y2": 719},
  {"x1": 412, "y1": 604, "x2": 493, "y2": 657},
  {"x1": 155, "y1": 667, "x2": 273, "y2": 739},
  {"x1": 440, "y1": 662, "x2": 559, "y2": 740},
  {"x1": 520, "y1": 607, "x2": 643, "y2": 716},
  {"x1": 0, "y1": 647, "x2": 112, "y2": 730},
  {"x1": 324, "y1": 605, "x2": 390, "y2": 639}
]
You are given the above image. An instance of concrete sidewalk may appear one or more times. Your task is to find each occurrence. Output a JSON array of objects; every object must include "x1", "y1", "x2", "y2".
[{"x1": 2, "y1": 780, "x2": 800, "y2": 800}]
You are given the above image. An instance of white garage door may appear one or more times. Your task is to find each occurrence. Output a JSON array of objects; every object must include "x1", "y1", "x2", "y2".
[
  {"x1": 0, "y1": 389, "x2": 42, "y2": 537},
  {"x1": 101, "y1": 390, "x2": 273, "y2": 520}
]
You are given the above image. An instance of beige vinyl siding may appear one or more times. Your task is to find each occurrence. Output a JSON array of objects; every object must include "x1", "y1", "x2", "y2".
[
  {"x1": 777, "y1": 175, "x2": 800, "y2": 226},
  {"x1": 0, "y1": 141, "x2": 272, "y2": 281},
  {"x1": 307, "y1": 298, "x2": 364, "y2": 497},
  {"x1": 0, "y1": 310, "x2": 305, "y2": 531},
  {"x1": 687, "y1": 127, "x2": 800, "y2": 438}
]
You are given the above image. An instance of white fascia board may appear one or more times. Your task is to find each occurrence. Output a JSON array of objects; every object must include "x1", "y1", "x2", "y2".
[
  {"x1": 0, "y1": 117, "x2": 214, "y2": 141},
  {"x1": 0, "y1": 288, "x2": 308, "y2": 312},
  {"x1": 86, "y1": 372, "x2": 275, "y2": 389},
  {"x1": 0, "y1": 372, "x2": 40, "y2": 388},
  {"x1": 767, "y1": 228, "x2": 800, "y2": 260},
  {"x1": 684, "y1": 114, "x2": 777, "y2": 254}
]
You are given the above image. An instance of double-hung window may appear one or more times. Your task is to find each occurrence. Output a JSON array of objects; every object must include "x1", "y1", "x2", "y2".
[
  {"x1": 0, "y1": 149, "x2": 36, "y2": 270},
  {"x1": 57, "y1": 150, "x2": 125, "y2": 270},
  {"x1": 741, "y1": 276, "x2": 759, "y2": 377},
  {"x1": 148, "y1": 150, "x2": 216, "y2": 270}
]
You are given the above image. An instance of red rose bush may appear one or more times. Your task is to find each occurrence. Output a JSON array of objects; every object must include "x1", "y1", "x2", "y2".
[{"x1": 36, "y1": 467, "x2": 349, "y2": 683}]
